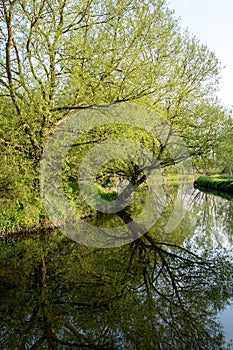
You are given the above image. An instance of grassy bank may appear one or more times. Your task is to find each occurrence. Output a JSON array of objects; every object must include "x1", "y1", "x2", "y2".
[{"x1": 194, "y1": 175, "x2": 233, "y2": 194}]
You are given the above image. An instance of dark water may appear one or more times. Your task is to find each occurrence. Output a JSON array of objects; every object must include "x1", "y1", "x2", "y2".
[{"x1": 0, "y1": 185, "x2": 232, "y2": 349}]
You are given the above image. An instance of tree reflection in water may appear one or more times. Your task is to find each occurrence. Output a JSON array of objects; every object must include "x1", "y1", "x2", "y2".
[{"x1": 0, "y1": 225, "x2": 232, "y2": 349}]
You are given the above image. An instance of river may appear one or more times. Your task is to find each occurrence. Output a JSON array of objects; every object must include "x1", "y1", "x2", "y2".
[{"x1": 0, "y1": 183, "x2": 232, "y2": 349}]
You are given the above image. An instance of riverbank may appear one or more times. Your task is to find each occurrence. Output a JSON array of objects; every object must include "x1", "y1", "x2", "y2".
[{"x1": 194, "y1": 175, "x2": 233, "y2": 194}]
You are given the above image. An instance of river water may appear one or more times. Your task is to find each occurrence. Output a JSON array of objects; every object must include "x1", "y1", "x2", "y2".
[{"x1": 0, "y1": 184, "x2": 232, "y2": 349}]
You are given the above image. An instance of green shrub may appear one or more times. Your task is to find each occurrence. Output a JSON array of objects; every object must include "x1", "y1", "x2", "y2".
[{"x1": 194, "y1": 175, "x2": 233, "y2": 194}]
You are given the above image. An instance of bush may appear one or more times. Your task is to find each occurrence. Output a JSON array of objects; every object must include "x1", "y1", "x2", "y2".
[{"x1": 194, "y1": 175, "x2": 233, "y2": 194}]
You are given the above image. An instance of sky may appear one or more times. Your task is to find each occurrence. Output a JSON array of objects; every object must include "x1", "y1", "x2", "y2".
[{"x1": 168, "y1": 0, "x2": 233, "y2": 109}]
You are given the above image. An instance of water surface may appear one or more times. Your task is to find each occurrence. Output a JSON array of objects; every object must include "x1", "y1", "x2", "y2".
[{"x1": 0, "y1": 185, "x2": 232, "y2": 349}]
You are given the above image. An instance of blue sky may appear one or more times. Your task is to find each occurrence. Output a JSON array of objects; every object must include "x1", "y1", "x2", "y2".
[{"x1": 168, "y1": 0, "x2": 233, "y2": 109}]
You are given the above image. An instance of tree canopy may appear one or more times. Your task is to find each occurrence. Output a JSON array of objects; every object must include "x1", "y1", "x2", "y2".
[{"x1": 0, "y1": 0, "x2": 232, "y2": 231}]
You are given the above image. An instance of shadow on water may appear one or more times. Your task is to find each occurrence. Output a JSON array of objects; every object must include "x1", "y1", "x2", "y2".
[{"x1": 0, "y1": 185, "x2": 233, "y2": 349}]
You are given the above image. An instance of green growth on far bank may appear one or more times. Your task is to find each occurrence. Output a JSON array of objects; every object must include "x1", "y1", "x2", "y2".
[{"x1": 194, "y1": 175, "x2": 233, "y2": 194}]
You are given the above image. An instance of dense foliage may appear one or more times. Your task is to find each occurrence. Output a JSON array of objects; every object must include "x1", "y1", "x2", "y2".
[
  {"x1": 195, "y1": 175, "x2": 233, "y2": 194},
  {"x1": 0, "y1": 0, "x2": 232, "y2": 233}
]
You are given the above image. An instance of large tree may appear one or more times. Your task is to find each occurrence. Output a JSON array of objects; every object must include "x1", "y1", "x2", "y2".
[{"x1": 0, "y1": 0, "x2": 228, "y2": 228}]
